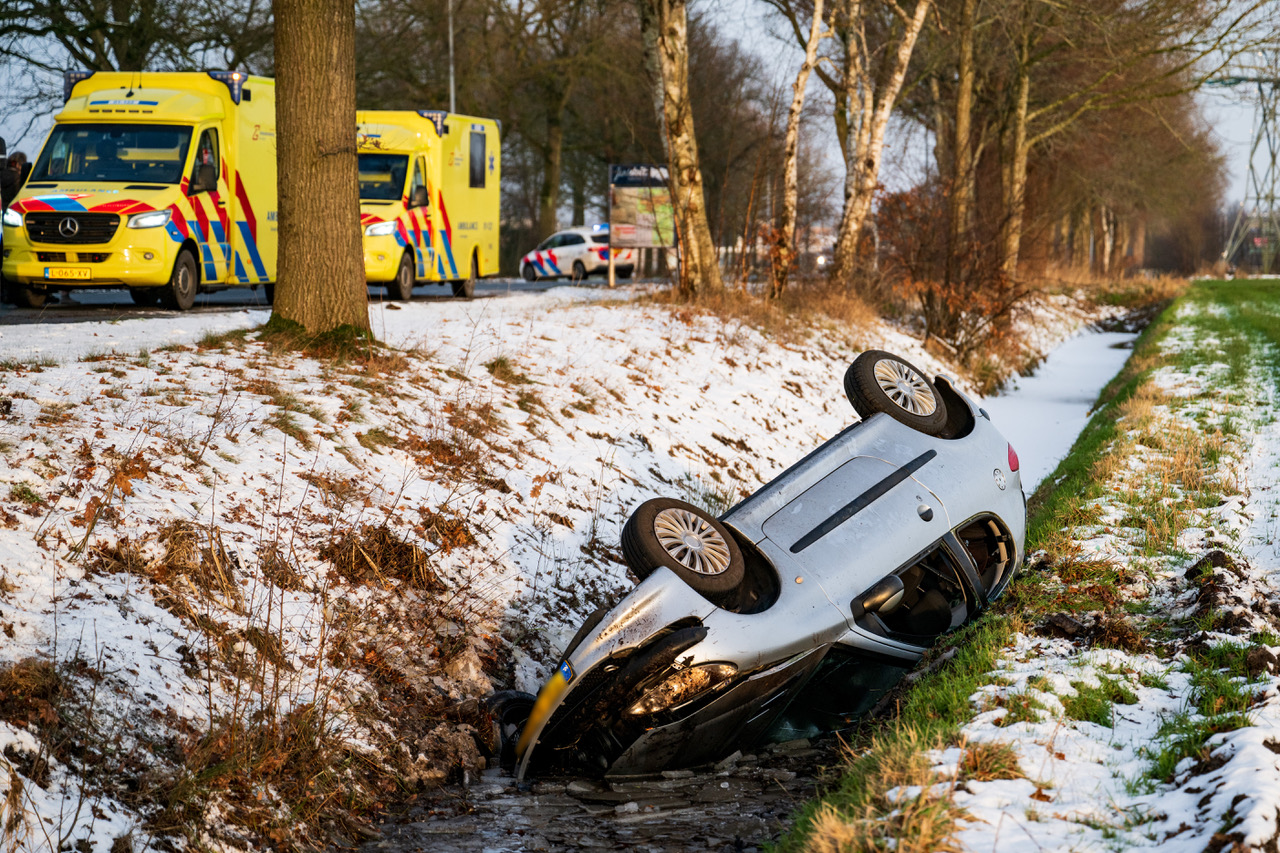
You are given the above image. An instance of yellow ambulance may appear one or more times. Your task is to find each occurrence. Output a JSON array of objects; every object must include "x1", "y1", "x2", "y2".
[
  {"x1": 2, "y1": 71, "x2": 277, "y2": 309},
  {"x1": 357, "y1": 110, "x2": 500, "y2": 299}
]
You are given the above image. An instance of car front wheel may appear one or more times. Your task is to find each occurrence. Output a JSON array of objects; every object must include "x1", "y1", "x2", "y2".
[
  {"x1": 522, "y1": 263, "x2": 537, "y2": 282},
  {"x1": 844, "y1": 350, "x2": 948, "y2": 435},
  {"x1": 391, "y1": 252, "x2": 415, "y2": 301},
  {"x1": 162, "y1": 250, "x2": 198, "y2": 311},
  {"x1": 621, "y1": 498, "x2": 745, "y2": 595}
]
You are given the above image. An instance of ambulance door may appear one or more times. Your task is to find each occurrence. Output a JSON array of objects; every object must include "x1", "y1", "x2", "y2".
[
  {"x1": 185, "y1": 126, "x2": 232, "y2": 284},
  {"x1": 406, "y1": 156, "x2": 432, "y2": 280}
]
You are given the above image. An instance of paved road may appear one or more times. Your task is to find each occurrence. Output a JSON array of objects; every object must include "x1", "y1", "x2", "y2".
[{"x1": 0, "y1": 278, "x2": 582, "y2": 325}]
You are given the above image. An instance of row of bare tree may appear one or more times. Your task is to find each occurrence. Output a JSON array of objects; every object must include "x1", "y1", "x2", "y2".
[{"x1": 0, "y1": 0, "x2": 1275, "y2": 340}]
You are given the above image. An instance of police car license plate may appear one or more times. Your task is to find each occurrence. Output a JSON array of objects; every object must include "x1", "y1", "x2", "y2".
[{"x1": 45, "y1": 268, "x2": 91, "y2": 281}]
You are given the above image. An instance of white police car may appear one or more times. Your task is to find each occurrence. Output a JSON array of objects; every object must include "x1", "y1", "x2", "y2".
[{"x1": 519, "y1": 225, "x2": 635, "y2": 282}]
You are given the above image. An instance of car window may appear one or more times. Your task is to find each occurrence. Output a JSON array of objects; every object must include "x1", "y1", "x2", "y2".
[
  {"x1": 590, "y1": 233, "x2": 610, "y2": 245},
  {"x1": 562, "y1": 234, "x2": 586, "y2": 246},
  {"x1": 536, "y1": 235, "x2": 558, "y2": 251},
  {"x1": 189, "y1": 128, "x2": 219, "y2": 191}
]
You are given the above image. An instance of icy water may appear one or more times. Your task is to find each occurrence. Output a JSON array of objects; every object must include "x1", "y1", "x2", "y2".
[
  {"x1": 362, "y1": 328, "x2": 1139, "y2": 853},
  {"x1": 982, "y1": 330, "x2": 1137, "y2": 491}
]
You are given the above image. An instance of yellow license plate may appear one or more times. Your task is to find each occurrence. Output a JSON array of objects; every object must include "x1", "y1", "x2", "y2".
[{"x1": 45, "y1": 267, "x2": 91, "y2": 281}]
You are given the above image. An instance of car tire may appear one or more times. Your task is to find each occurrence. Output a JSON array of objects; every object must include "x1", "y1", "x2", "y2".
[
  {"x1": 15, "y1": 285, "x2": 45, "y2": 309},
  {"x1": 571, "y1": 260, "x2": 587, "y2": 283},
  {"x1": 617, "y1": 266, "x2": 633, "y2": 280},
  {"x1": 129, "y1": 287, "x2": 161, "y2": 306},
  {"x1": 481, "y1": 690, "x2": 536, "y2": 770},
  {"x1": 844, "y1": 350, "x2": 948, "y2": 435},
  {"x1": 522, "y1": 263, "x2": 537, "y2": 282},
  {"x1": 161, "y1": 250, "x2": 198, "y2": 311},
  {"x1": 262, "y1": 283, "x2": 275, "y2": 305},
  {"x1": 621, "y1": 498, "x2": 745, "y2": 595},
  {"x1": 391, "y1": 252, "x2": 415, "y2": 301},
  {"x1": 452, "y1": 254, "x2": 477, "y2": 298}
]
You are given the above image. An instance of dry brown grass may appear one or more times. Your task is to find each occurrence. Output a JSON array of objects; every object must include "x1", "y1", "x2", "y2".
[
  {"x1": 0, "y1": 658, "x2": 61, "y2": 729},
  {"x1": 320, "y1": 524, "x2": 445, "y2": 590},
  {"x1": 958, "y1": 740, "x2": 1025, "y2": 783},
  {"x1": 804, "y1": 728, "x2": 967, "y2": 853},
  {"x1": 804, "y1": 794, "x2": 966, "y2": 853},
  {"x1": 635, "y1": 279, "x2": 878, "y2": 349}
]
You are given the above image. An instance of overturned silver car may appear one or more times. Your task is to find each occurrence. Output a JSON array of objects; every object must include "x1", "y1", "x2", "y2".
[{"x1": 508, "y1": 350, "x2": 1026, "y2": 779}]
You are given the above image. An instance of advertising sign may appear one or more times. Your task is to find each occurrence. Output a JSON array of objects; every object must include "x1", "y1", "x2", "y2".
[{"x1": 609, "y1": 164, "x2": 674, "y2": 249}]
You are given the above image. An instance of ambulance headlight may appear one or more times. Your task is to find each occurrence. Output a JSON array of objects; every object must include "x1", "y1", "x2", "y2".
[
  {"x1": 364, "y1": 221, "x2": 397, "y2": 237},
  {"x1": 127, "y1": 210, "x2": 172, "y2": 229},
  {"x1": 2, "y1": 208, "x2": 21, "y2": 228}
]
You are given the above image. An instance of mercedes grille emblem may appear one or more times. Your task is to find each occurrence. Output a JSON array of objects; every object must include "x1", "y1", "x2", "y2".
[{"x1": 58, "y1": 217, "x2": 80, "y2": 239}]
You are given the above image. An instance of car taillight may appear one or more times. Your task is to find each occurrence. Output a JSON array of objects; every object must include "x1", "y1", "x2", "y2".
[{"x1": 1008, "y1": 443, "x2": 1020, "y2": 472}]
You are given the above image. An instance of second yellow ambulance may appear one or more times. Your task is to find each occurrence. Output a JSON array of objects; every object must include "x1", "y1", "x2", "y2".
[
  {"x1": 357, "y1": 110, "x2": 500, "y2": 299},
  {"x1": 2, "y1": 71, "x2": 277, "y2": 309}
]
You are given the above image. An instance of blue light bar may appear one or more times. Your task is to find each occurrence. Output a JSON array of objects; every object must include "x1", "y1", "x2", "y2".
[
  {"x1": 63, "y1": 71, "x2": 95, "y2": 102},
  {"x1": 207, "y1": 71, "x2": 247, "y2": 104}
]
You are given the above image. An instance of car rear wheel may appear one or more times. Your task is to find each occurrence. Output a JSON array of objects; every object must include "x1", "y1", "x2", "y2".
[
  {"x1": 162, "y1": 250, "x2": 198, "y2": 311},
  {"x1": 845, "y1": 350, "x2": 948, "y2": 435},
  {"x1": 571, "y1": 260, "x2": 587, "y2": 282},
  {"x1": 452, "y1": 254, "x2": 477, "y2": 298},
  {"x1": 621, "y1": 498, "x2": 745, "y2": 595},
  {"x1": 391, "y1": 252, "x2": 415, "y2": 301},
  {"x1": 522, "y1": 263, "x2": 537, "y2": 282}
]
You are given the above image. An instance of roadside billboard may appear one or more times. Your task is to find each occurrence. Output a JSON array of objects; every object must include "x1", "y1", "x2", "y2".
[{"x1": 609, "y1": 164, "x2": 674, "y2": 249}]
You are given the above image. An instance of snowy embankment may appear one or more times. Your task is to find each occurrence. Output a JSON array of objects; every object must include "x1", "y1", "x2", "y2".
[
  {"x1": 0, "y1": 285, "x2": 1104, "y2": 850},
  {"x1": 915, "y1": 297, "x2": 1280, "y2": 852}
]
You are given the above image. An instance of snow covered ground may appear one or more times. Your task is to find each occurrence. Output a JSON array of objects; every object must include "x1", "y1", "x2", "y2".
[
  {"x1": 0, "y1": 285, "x2": 1127, "y2": 850},
  {"x1": 935, "y1": 299, "x2": 1280, "y2": 852}
]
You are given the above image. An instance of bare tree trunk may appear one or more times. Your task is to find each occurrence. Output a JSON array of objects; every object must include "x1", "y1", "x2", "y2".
[
  {"x1": 945, "y1": 0, "x2": 977, "y2": 288},
  {"x1": 537, "y1": 88, "x2": 570, "y2": 240},
  {"x1": 639, "y1": 0, "x2": 723, "y2": 297},
  {"x1": 1000, "y1": 42, "x2": 1031, "y2": 281},
  {"x1": 769, "y1": 0, "x2": 826, "y2": 299},
  {"x1": 272, "y1": 0, "x2": 369, "y2": 335},
  {"x1": 829, "y1": 0, "x2": 930, "y2": 287}
]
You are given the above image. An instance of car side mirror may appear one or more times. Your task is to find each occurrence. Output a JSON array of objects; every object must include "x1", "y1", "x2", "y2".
[
  {"x1": 412, "y1": 186, "x2": 429, "y2": 208},
  {"x1": 191, "y1": 163, "x2": 216, "y2": 194},
  {"x1": 850, "y1": 575, "x2": 905, "y2": 619}
]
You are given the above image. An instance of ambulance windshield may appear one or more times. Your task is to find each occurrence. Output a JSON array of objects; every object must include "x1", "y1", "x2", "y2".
[
  {"x1": 31, "y1": 123, "x2": 193, "y2": 185},
  {"x1": 359, "y1": 153, "x2": 409, "y2": 200}
]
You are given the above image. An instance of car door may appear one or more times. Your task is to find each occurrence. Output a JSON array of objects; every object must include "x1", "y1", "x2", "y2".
[
  {"x1": 405, "y1": 156, "x2": 431, "y2": 278},
  {"x1": 560, "y1": 233, "x2": 587, "y2": 271},
  {"x1": 184, "y1": 126, "x2": 231, "y2": 284}
]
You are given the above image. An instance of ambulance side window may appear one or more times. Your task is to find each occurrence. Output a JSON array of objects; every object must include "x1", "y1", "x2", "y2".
[
  {"x1": 409, "y1": 159, "x2": 428, "y2": 208},
  {"x1": 470, "y1": 132, "x2": 485, "y2": 189},
  {"x1": 189, "y1": 129, "x2": 220, "y2": 194}
]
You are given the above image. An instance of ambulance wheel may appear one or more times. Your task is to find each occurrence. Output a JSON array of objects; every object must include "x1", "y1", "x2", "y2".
[
  {"x1": 263, "y1": 283, "x2": 275, "y2": 305},
  {"x1": 571, "y1": 260, "x2": 586, "y2": 282},
  {"x1": 129, "y1": 287, "x2": 161, "y2": 306},
  {"x1": 15, "y1": 285, "x2": 45, "y2": 309},
  {"x1": 452, "y1": 256, "x2": 477, "y2": 299},
  {"x1": 391, "y1": 252, "x2": 415, "y2": 301},
  {"x1": 162, "y1": 251, "x2": 198, "y2": 311}
]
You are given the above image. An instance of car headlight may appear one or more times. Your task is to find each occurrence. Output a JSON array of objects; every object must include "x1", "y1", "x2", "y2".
[
  {"x1": 127, "y1": 210, "x2": 172, "y2": 229},
  {"x1": 2, "y1": 208, "x2": 21, "y2": 228},
  {"x1": 626, "y1": 663, "x2": 737, "y2": 716},
  {"x1": 364, "y1": 221, "x2": 397, "y2": 237}
]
